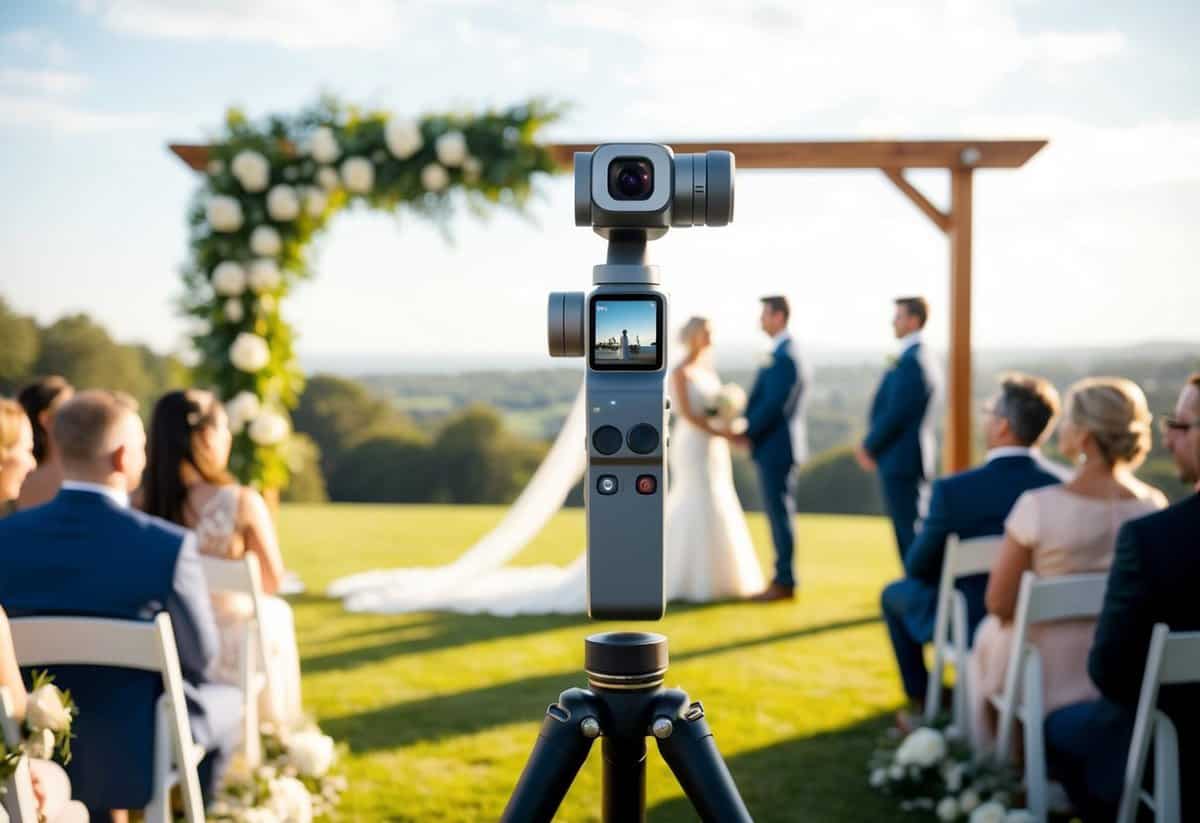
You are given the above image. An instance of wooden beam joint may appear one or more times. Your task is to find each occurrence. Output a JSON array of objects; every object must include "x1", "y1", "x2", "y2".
[{"x1": 882, "y1": 168, "x2": 951, "y2": 233}]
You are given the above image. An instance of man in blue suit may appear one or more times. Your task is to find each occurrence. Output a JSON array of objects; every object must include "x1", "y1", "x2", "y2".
[
  {"x1": 0, "y1": 390, "x2": 241, "y2": 819},
  {"x1": 881, "y1": 374, "x2": 1067, "y2": 729},
  {"x1": 736, "y1": 296, "x2": 810, "y2": 602},
  {"x1": 857, "y1": 296, "x2": 942, "y2": 562}
]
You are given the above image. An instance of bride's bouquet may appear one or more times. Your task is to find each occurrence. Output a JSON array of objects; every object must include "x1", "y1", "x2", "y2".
[{"x1": 705, "y1": 383, "x2": 748, "y2": 433}]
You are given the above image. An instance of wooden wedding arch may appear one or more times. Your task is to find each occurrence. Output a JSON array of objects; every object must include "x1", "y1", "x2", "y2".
[{"x1": 172, "y1": 138, "x2": 1046, "y2": 472}]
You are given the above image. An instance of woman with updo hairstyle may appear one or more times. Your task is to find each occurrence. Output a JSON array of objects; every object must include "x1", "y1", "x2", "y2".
[
  {"x1": 141, "y1": 389, "x2": 304, "y2": 726},
  {"x1": 968, "y1": 377, "x2": 1167, "y2": 750},
  {"x1": 16, "y1": 375, "x2": 74, "y2": 509},
  {"x1": 0, "y1": 397, "x2": 36, "y2": 517}
]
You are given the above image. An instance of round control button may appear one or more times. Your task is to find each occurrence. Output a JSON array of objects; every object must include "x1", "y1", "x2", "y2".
[
  {"x1": 627, "y1": 423, "x2": 660, "y2": 455},
  {"x1": 592, "y1": 425, "x2": 623, "y2": 455},
  {"x1": 597, "y1": 475, "x2": 619, "y2": 495}
]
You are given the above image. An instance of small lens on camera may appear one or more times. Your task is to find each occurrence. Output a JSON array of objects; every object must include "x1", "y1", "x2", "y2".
[{"x1": 607, "y1": 157, "x2": 654, "y2": 201}]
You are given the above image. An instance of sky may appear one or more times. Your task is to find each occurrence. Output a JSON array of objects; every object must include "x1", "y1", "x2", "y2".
[{"x1": 0, "y1": 0, "x2": 1197, "y2": 371}]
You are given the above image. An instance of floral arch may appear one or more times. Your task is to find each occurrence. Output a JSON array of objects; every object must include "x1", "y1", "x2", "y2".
[{"x1": 181, "y1": 98, "x2": 560, "y2": 489}]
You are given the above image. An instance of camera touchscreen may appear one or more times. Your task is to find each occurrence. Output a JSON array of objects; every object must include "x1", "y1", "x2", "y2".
[{"x1": 590, "y1": 295, "x2": 662, "y2": 371}]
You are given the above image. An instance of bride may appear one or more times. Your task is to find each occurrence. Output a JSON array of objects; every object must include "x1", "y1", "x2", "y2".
[{"x1": 328, "y1": 317, "x2": 764, "y2": 615}]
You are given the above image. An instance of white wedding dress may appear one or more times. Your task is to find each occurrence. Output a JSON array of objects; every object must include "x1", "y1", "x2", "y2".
[{"x1": 327, "y1": 372, "x2": 764, "y2": 615}]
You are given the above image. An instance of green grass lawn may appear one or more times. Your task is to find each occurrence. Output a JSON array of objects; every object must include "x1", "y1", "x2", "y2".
[{"x1": 279, "y1": 505, "x2": 910, "y2": 822}]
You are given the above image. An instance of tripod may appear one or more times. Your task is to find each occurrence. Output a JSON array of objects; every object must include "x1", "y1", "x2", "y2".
[{"x1": 501, "y1": 631, "x2": 752, "y2": 822}]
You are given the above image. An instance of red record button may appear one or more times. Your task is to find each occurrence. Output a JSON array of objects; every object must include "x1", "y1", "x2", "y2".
[{"x1": 636, "y1": 475, "x2": 657, "y2": 495}]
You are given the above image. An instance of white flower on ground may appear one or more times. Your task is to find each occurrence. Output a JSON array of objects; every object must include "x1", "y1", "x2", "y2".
[
  {"x1": 229, "y1": 332, "x2": 270, "y2": 373},
  {"x1": 267, "y1": 185, "x2": 300, "y2": 221},
  {"x1": 247, "y1": 259, "x2": 281, "y2": 293},
  {"x1": 223, "y1": 299, "x2": 244, "y2": 323},
  {"x1": 937, "y1": 796, "x2": 960, "y2": 821},
  {"x1": 1005, "y1": 812, "x2": 1034, "y2": 823},
  {"x1": 212, "y1": 261, "x2": 247, "y2": 296},
  {"x1": 231, "y1": 150, "x2": 270, "y2": 192},
  {"x1": 421, "y1": 162, "x2": 449, "y2": 192},
  {"x1": 968, "y1": 801, "x2": 1007, "y2": 823},
  {"x1": 268, "y1": 776, "x2": 312, "y2": 823},
  {"x1": 303, "y1": 187, "x2": 327, "y2": 218},
  {"x1": 249, "y1": 411, "x2": 290, "y2": 446},
  {"x1": 206, "y1": 195, "x2": 243, "y2": 233},
  {"x1": 435, "y1": 130, "x2": 467, "y2": 166},
  {"x1": 895, "y1": 727, "x2": 946, "y2": 768},
  {"x1": 250, "y1": 225, "x2": 282, "y2": 256},
  {"x1": 25, "y1": 727, "x2": 56, "y2": 759},
  {"x1": 385, "y1": 117, "x2": 422, "y2": 159},
  {"x1": 887, "y1": 764, "x2": 904, "y2": 781},
  {"x1": 959, "y1": 789, "x2": 981, "y2": 813},
  {"x1": 308, "y1": 126, "x2": 340, "y2": 164},
  {"x1": 340, "y1": 157, "x2": 374, "y2": 194},
  {"x1": 27, "y1": 683, "x2": 71, "y2": 732},
  {"x1": 868, "y1": 768, "x2": 886, "y2": 788},
  {"x1": 286, "y1": 730, "x2": 336, "y2": 778},
  {"x1": 225, "y1": 392, "x2": 261, "y2": 434},
  {"x1": 462, "y1": 155, "x2": 482, "y2": 183},
  {"x1": 316, "y1": 167, "x2": 339, "y2": 192}
]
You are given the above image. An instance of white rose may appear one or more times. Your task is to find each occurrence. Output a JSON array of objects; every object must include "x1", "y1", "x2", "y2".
[
  {"x1": 462, "y1": 155, "x2": 482, "y2": 183},
  {"x1": 1005, "y1": 812, "x2": 1034, "y2": 823},
  {"x1": 285, "y1": 730, "x2": 335, "y2": 778},
  {"x1": 223, "y1": 298, "x2": 244, "y2": 323},
  {"x1": 250, "y1": 225, "x2": 282, "y2": 256},
  {"x1": 435, "y1": 130, "x2": 467, "y2": 166},
  {"x1": 247, "y1": 259, "x2": 281, "y2": 293},
  {"x1": 231, "y1": 150, "x2": 270, "y2": 192},
  {"x1": 268, "y1": 776, "x2": 312, "y2": 823},
  {"x1": 340, "y1": 157, "x2": 374, "y2": 194},
  {"x1": 421, "y1": 162, "x2": 449, "y2": 192},
  {"x1": 249, "y1": 411, "x2": 290, "y2": 446},
  {"x1": 316, "y1": 166, "x2": 339, "y2": 192},
  {"x1": 26, "y1": 684, "x2": 71, "y2": 732},
  {"x1": 959, "y1": 789, "x2": 981, "y2": 814},
  {"x1": 267, "y1": 185, "x2": 300, "y2": 221},
  {"x1": 715, "y1": 384, "x2": 747, "y2": 422},
  {"x1": 887, "y1": 764, "x2": 904, "y2": 781},
  {"x1": 206, "y1": 195, "x2": 243, "y2": 233},
  {"x1": 308, "y1": 126, "x2": 340, "y2": 164},
  {"x1": 868, "y1": 768, "x2": 886, "y2": 788},
  {"x1": 211, "y1": 261, "x2": 247, "y2": 296},
  {"x1": 225, "y1": 391, "x2": 261, "y2": 434},
  {"x1": 384, "y1": 117, "x2": 423, "y2": 159},
  {"x1": 303, "y1": 187, "x2": 327, "y2": 218},
  {"x1": 944, "y1": 763, "x2": 964, "y2": 792},
  {"x1": 968, "y1": 802, "x2": 1006, "y2": 823},
  {"x1": 206, "y1": 159, "x2": 224, "y2": 176},
  {"x1": 937, "y1": 797, "x2": 960, "y2": 822},
  {"x1": 229, "y1": 332, "x2": 270, "y2": 373},
  {"x1": 25, "y1": 727, "x2": 56, "y2": 759},
  {"x1": 895, "y1": 727, "x2": 946, "y2": 768}
]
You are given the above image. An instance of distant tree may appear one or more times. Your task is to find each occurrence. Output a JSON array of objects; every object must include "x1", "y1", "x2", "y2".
[
  {"x1": 34, "y1": 314, "x2": 159, "y2": 409},
  {"x1": 329, "y1": 432, "x2": 434, "y2": 502},
  {"x1": 0, "y1": 297, "x2": 40, "y2": 391},
  {"x1": 281, "y1": 433, "x2": 329, "y2": 503},
  {"x1": 792, "y1": 446, "x2": 884, "y2": 516},
  {"x1": 292, "y1": 374, "x2": 413, "y2": 479},
  {"x1": 432, "y1": 405, "x2": 546, "y2": 504}
]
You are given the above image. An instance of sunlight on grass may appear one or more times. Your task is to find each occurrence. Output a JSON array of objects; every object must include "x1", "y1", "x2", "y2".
[{"x1": 279, "y1": 504, "x2": 908, "y2": 821}]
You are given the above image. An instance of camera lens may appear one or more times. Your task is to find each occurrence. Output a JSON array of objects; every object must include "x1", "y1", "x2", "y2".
[{"x1": 608, "y1": 158, "x2": 654, "y2": 201}]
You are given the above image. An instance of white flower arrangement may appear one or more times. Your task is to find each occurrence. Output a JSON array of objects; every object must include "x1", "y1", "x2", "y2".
[
  {"x1": 435, "y1": 130, "x2": 467, "y2": 166},
  {"x1": 895, "y1": 726, "x2": 947, "y2": 768},
  {"x1": 258, "y1": 294, "x2": 276, "y2": 314},
  {"x1": 384, "y1": 117, "x2": 422, "y2": 159},
  {"x1": 232, "y1": 150, "x2": 271, "y2": 193},
  {"x1": 713, "y1": 384, "x2": 747, "y2": 423},
  {"x1": 211, "y1": 724, "x2": 345, "y2": 823},
  {"x1": 250, "y1": 225, "x2": 282, "y2": 256},
  {"x1": 315, "y1": 167, "x2": 339, "y2": 193},
  {"x1": 207, "y1": 195, "x2": 244, "y2": 233},
  {"x1": 223, "y1": 298, "x2": 245, "y2": 323},
  {"x1": 308, "y1": 126, "x2": 340, "y2": 165},
  {"x1": 285, "y1": 730, "x2": 336, "y2": 778},
  {"x1": 268, "y1": 776, "x2": 312, "y2": 823},
  {"x1": 267, "y1": 185, "x2": 301, "y2": 221},
  {"x1": 212, "y1": 261, "x2": 247, "y2": 296},
  {"x1": 248, "y1": 259, "x2": 282, "y2": 293},
  {"x1": 421, "y1": 162, "x2": 449, "y2": 192},
  {"x1": 339, "y1": 157, "x2": 374, "y2": 194},
  {"x1": 462, "y1": 155, "x2": 482, "y2": 183},
  {"x1": 249, "y1": 411, "x2": 290, "y2": 446},
  {"x1": 225, "y1": 391, "x2": 261, "y2": 434},
  {"x1": 302, "y1": 187, "x2": 327, "y2": 218},
  {"x1": 0, "y1": 672, "x2": 78, "y2": 782},
  {"x1": 230, "y1": 332, "x2": 271, "y2": 373}
]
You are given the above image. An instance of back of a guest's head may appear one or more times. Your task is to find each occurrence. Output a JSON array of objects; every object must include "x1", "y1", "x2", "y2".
[
  {"x1": 18, "y1": 376, "x2": 74, "y2": 463},
  {"x1": 144, "y1": 389, "x2": 233, "y2": 525},
  {"x1": 996, "y1": 373, "x2": 1060, "y2": 447},
  {"x1": 1062, "y1": 377, "x2": 1152, "y2": 468},
  {"x1": 53, "y1": 390, "x2": 143, "y2": 484}
]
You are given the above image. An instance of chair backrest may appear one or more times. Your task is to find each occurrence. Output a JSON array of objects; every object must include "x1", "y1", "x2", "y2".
[
  {"x1": 198, "y1": 554, "x2": 263, "y2": 597},
  {"x1": 945, "y1": 534, "x2": 1004, "y2": 579}
]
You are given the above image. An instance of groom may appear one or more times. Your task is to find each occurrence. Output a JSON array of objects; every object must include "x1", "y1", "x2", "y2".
[{"x1": 733, "y1": 296, "x2": 809, "y2": 602}]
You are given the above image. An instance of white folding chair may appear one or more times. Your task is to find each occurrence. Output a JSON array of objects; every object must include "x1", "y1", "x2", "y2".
[
  {"x1": 199, "y1": 554, "x2": 269, "y2": 766},
  {"x1": 1116, "y1": 623, "x2": 1200, "y2": 823},
  {"x1": 8, "y1": 614, "x2": 206, "y2": 823},
  {"x1": 923, "y1": 533, "x2": 1004, "y2": 737},
  {"x1": 989, "y1": 570, "x2": 1109, "y2": 823},
  {"x1": 0, "y1": 686, "x2": 38, "y2": 823}
]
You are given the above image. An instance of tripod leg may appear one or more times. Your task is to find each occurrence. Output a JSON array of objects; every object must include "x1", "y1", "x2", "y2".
[
  {"x1": 652, "y1": 690, "x2": 753, "y2": 823},
  {"x1": 601, "y1": 735, "x2": 647, "y2": 823},
  {"x1": 501, "y1": 688, "x2": 601, "y2": 823}
]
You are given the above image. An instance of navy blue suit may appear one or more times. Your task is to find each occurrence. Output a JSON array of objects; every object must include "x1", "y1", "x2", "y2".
[
  {"x1": 0, "y1": 489, "x2": 241, "y2": 814},
  {"x1": 745, "y1": 336, "x2": 804, "y2": 587},
  {"x1": 1045, "y1": 494, "x2": 1200, "y2": 821},
  {"x1": 864, "y1": 341, "x2": 939, "y2": 560},
  {"x1": 881, "y1": 454, "x2": 1062, "y2": 700}
]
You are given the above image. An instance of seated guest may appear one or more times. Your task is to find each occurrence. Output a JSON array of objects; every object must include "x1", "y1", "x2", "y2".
[
  {"x1": 1, "y1": 397, "x2": 37, "y2": 517},
  {"x1": 882, "y1": 373, "x2": 1065, "y2": 731},
  {"x1": 142, "y1": 389, "x2": 302, "y2": 727},
  {"x1": 968, "y1": 377, "x2": 1167, "y2": 750},
  {"x1": 0, "y1": 390, "x2": 241, "y2": 821},
  {"x1": 1045, "y1": 373, "x2": 1200, "y2": 821},
  {"x1": 0, "y1": 604, "x2": 89, "y2": 823},
  {"x1": 16, "y1": 376, "x2": 74, "y2": 510}
]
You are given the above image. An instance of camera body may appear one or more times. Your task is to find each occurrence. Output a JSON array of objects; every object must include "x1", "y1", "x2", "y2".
[{"x1": 550, "y1": 143, "x2": 734, "y2": 620}]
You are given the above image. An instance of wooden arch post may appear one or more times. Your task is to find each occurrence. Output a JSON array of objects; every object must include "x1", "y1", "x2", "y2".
[{"x1": 171, "y1": 138, "x2": 1044, "y2": 473}]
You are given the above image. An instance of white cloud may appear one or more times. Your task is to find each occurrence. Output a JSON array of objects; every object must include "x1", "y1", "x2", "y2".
[
  {"x1": 0, "y1": 93, "x2": 162, "y2": 133},
  {"x1": 1032, "y1": 30, "x2": 1126, "y2": 66},
  {"x1": 1, "y1": 28, "x2": 72, "y2": 64},
  {"x1": 0, "y1": 68, "x2": 89, "y2": 95}
]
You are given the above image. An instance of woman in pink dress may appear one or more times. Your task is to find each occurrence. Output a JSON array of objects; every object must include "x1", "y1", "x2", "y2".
[{"x1": 969, "y1": 377, "x2": 1167, "y2": 751}]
